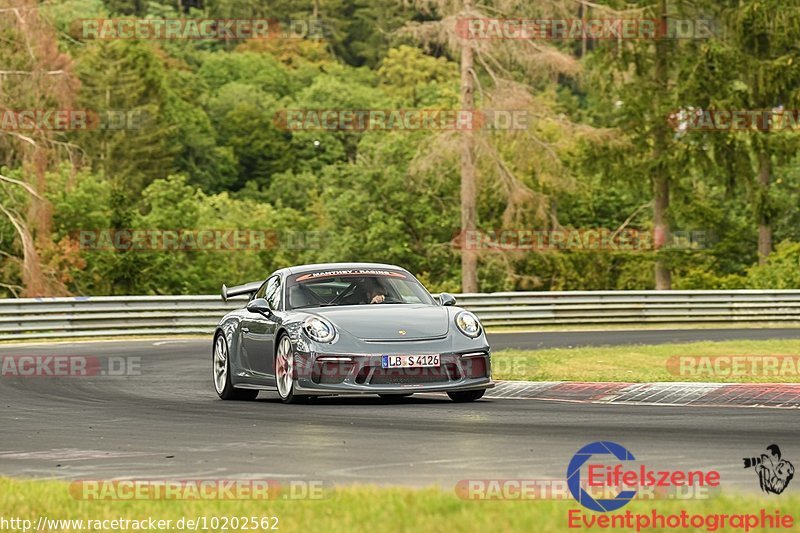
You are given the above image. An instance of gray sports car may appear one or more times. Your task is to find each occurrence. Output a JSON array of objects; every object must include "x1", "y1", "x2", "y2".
[{"x1": 213, "y1": 262, "x2": 493, "y2": 403}]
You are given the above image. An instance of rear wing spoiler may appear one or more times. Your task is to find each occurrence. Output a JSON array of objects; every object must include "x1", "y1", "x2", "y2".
[{"x1": 221, "y1": 281, "x2": 262, "y2": 302}]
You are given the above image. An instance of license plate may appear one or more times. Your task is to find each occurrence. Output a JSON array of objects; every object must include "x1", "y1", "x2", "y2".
[{"x1": 381, "y1": 354, "x2": 440, "y2": 368}]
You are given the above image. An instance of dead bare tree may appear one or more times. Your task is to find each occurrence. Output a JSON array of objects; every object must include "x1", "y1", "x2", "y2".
[
  {"x1": 401, "y1": 0, "x2": 606, "y2": 291},
  {"x1": 0, "y1": 0, "x2": 78, "y2": 296}
]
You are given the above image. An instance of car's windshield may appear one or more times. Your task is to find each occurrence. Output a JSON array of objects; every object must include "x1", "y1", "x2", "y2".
[{"x1": 286, "y1": 269, "x2": 435, "y2": 309}]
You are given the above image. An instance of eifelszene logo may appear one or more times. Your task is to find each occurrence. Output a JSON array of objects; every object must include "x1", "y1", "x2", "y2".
[
  {"x1": 567, "y1": 441, "x2": 721, "y2": 513},
  {"x1": 743, "y1": 445, "x2": 795, "y2": 495}
]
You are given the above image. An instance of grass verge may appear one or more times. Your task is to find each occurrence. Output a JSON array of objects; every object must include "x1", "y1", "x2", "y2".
[
  {"x1": 1, "y1": 477, "x2": 797, "y2": 532},
  {"x1": 491, "y1": 339, "x2": 800, "y2": 383},
  {"x1": 485, "y1": 322, "x2": 800, "y2": 333}
]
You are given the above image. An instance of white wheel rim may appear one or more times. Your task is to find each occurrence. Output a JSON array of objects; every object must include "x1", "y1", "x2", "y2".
[
  {"x1": 213, "y1": 336, "x2": 228, "y2": 394},
  {"x1": 276, "y1": 337, "x2": 293, "y2": 399}
]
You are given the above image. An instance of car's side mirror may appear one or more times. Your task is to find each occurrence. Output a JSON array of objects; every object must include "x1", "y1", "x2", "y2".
[
  {"x1": 439, "y1": 293, "x2": 457, "y2": 306},
  {"x1": 246, "y1": 297, "x2": 273, "y2": 317}
]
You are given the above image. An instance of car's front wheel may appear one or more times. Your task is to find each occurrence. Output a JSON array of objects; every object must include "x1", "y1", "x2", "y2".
[
  {"x1": 447, "y1": 389, "x2": 485, "y2": 402},
  {"x1": 275, "y1": 334, "x2": 307, "y2": 404},
  {"x1": 213, "y1": 333, "x2": 258, "y2": 401}
]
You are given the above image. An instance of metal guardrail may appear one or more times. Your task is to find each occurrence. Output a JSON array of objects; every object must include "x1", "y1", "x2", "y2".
[{"x1": 2, "y1": 290, "x2": 800, "y2": 340}]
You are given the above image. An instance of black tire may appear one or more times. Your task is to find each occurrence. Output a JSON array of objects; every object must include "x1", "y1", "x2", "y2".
[
  {"x1": 213, "y1": 333, "x2": 258, "y2": 401},
  {"x1": 447, "y1": 389, "x2": 485, "y2": 402}
]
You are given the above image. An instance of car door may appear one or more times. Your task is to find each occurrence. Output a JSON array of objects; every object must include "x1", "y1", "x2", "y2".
[
  {"x1": 242, "y1": 275, "x2": 281, "y2": 383},
  {"x1": 239, "y1": 280, "x2": 267, "y2": 376}
]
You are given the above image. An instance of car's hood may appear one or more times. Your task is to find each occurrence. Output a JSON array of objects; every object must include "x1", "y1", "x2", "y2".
[{"x1": 311, "y1": 305, "x2": 450, "y2": 341}]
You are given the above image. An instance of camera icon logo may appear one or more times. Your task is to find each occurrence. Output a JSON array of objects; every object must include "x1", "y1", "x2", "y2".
[{"x1": 743, "y1": 444, "x2": 794, "y2": 494}]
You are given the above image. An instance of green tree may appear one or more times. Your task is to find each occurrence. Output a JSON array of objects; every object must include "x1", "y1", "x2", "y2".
[
  {"x1": 73, "y1": 40, "x2": 179, "y2": 196},
  {"x1": 378, "y1": 45, "x2": 457, "y2": 106},
  {"x1": 680, "y1": 0, "x2": 800, "y2": 264}
]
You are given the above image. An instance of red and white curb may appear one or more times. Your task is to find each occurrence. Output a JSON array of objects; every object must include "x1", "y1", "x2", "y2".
[{"x1": 486, "y1": 381, "x2": 800, "y2": 408}]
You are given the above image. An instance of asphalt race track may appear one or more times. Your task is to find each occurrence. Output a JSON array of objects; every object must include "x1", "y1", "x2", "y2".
[{"x1": 1, "y1": 332, "x2": 798, "y2": 493}]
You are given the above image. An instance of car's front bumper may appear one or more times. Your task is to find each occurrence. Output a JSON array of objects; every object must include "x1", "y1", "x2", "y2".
[{"x1": 292, "y1": 349, "x2": 493, "y2": 395}]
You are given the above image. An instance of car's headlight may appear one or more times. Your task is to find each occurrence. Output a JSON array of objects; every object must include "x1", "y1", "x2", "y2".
[
  {"x1": 455, "y1": 311, "x2": 482, "y2": 338},
  {"x1": 303, "y1": 316, "x2": 336, "y2": 343}
]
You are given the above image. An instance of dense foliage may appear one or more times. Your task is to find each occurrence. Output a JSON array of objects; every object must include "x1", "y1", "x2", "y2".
[{"x1": 1, "y1": 0, "x2": 799, "y2": 296}]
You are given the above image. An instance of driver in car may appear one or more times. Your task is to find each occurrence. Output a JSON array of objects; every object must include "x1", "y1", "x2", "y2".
[{"x1": 363, "y1": 279, "x2": 386, "y2": 304}]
